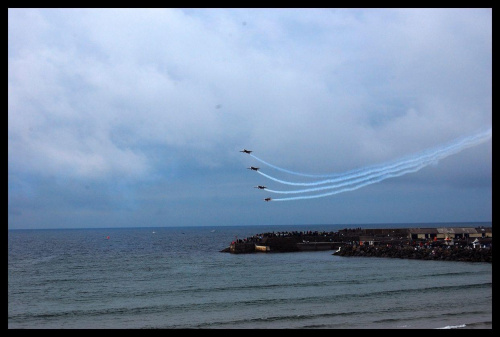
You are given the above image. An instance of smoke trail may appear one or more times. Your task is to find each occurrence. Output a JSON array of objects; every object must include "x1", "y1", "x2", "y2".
[
  {"x1": 271, "y1": 164, "x2": 428, "y2": 201},
  {"x1": 250, "y1": 154, "x2": 330, "y2": 178},
  {"x1": 256, "y1": 127, "x2": 492, "y2": 187},
  {"x1": 264, "y1": 155, "x2": 439, "y2": 194},
  {"x1": 254, "y1": 127, "x2": 491, "y2": 201},
  {"x1": 252, "y1": 127, "x2": 491, "y2": 181}
]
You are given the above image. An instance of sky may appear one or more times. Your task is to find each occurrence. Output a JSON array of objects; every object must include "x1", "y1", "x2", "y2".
[{"x1": 8, "y1": 8, "x2": 492, "y2": 229}]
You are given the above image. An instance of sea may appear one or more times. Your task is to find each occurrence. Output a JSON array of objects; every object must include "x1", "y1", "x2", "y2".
[{"x1": 8, "y1": 223, "x2": 492, "y2": 329}]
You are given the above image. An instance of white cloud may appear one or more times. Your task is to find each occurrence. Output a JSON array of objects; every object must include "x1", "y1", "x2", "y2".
[{"x1": 8, "y1": 9, "x2": 491, "y2": 228}]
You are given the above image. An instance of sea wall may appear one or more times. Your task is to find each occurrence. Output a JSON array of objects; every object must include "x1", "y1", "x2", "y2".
[
  {"x1": 228, "y1": 242, "x2": 254, "y2": 254},
  {"x1": 334, "y1": 244, "x2": 492, "y2": 263},
  {"x1": 296, "y1": 242, "x2": 344, "y2": 251},
  {"x1": 221, "y1": 227, "x2": 492, "y2": 263}
]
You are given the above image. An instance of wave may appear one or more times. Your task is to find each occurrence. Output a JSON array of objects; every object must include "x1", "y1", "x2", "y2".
[
  {"x1": 189, "y1": 308, "x2": 387, "y2": 329},
  {"x1": 104, "y1": 270, "x2": 489, "y2": 299},
  {"x1": 15, "y1": 281, "x2": 491, "y2": 322},
  {"x1": 436, "y1": 324, "x2": 467, "y2": 329}
]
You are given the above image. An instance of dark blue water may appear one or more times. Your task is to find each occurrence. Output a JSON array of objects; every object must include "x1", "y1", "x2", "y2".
[{"x1": 8, "y1": 224, "x2": 492, "y2": 329}]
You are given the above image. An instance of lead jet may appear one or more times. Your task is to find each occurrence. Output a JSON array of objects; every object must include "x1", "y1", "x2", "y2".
[
  {"x1": 247, "y1": 166, "x2": 259, "y2": 171},
  {"x1": 240, "y1": 149, "x2": 252, "y2": 154},
  {"x1": 264, "y1": 198, "x2": 272, "y2": 202},
  {"x1": 254, "y1": 185, "x2": 267, "y2": 189}
]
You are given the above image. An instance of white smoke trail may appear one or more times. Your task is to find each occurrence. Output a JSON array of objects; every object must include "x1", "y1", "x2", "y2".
[
  {"x1": 253, "y1": 127, "x2": 491, "y2": 201},
  {"x1": 264, "y1": 157, "x2": 437, "y2": 194},
  {"x1": 271, "y1": 164, "x2": 429, "y2": 201},
  {"x1": 256, "y1": 127, "x2": 492, "y2": 187},
  {"x1": 251, "y1": 127, "x2": 491, "y2": 182},
  {"x1": 250, "y1": 154, "x2": 329, "y2": 177}
]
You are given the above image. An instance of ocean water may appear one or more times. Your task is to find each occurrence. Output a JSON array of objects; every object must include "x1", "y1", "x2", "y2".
[{"x1": 8, "y1": 224, "x2": 492, "y2": 329}]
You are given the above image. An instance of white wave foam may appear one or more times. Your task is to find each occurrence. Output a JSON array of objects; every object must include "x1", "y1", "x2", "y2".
[{"x1": 435, "y1": 323, "x2": 467, "y2": 329}]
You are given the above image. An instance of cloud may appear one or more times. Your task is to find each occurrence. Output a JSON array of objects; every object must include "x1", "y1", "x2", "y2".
[{"x1": 8, "y1": 9, "x2": 491, "y2": 228}]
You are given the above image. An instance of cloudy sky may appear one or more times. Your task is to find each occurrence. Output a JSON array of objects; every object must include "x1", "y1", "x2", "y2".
[{"x1": 8, "y1": 8, "x2": 492, "y2": 229}]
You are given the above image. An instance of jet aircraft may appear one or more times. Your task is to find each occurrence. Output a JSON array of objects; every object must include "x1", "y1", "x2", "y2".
[
  {"x1": 264, "y1": 198, "x2": 272, "y2": 202},
  {"x1": 254, "y1": 185, "x2": 267, "y2": 189},
  {"x1": 247, "y1": 167, "x2": 259, "y2": 171},
  {"x1": 240, "y1": 149, "x2": 252, "y2": 154}
]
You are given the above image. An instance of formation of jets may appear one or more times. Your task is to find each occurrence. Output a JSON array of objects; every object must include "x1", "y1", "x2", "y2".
[{"x1": 241, "y1": 149, "x2": 270, "y2": 201}]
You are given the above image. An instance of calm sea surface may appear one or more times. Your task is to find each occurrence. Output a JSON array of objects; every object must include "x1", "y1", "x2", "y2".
[{"x1": 8, "y1": 223, "x2": 492, "y2": 329}]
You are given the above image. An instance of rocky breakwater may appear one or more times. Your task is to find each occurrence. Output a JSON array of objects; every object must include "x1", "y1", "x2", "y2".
[
  {"x1": 334, "y1": 244, "x2": 492, "y2": 263},
  {"x1": 220, "y1": 230, "x2": 343, "y2": 253}
]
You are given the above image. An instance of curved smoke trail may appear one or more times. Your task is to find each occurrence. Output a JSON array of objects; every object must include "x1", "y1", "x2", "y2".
[
  {"x1": 264, "y1": 157, "x2": 439, "y2": 194},
  {"x1": 251, "y1": 127, "x2": 491, "y2": 182},
  {"x1": 250, "y1": 154, "x2": 329, "y2": 178},
  {"x1": 256, "y1": 127, "x2": 492, "y2": 187},
  {"x1": 252, "y1": 127, "x2": 491, "y2": 201},
  {"x1": 271, "y1": 164, "x2": 428, "y2": 201}
]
